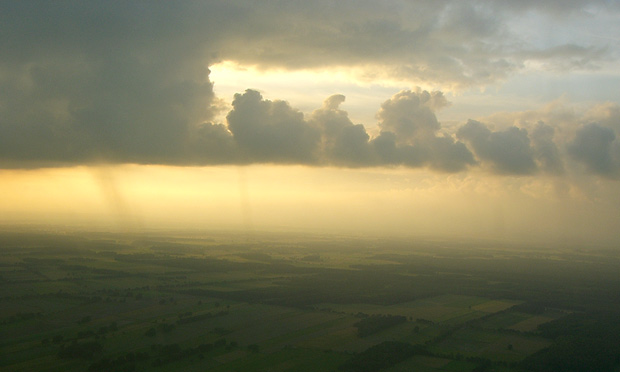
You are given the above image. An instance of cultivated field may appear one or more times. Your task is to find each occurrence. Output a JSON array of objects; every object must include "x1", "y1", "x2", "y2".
[{"x1": 1, "y1": 229, "x2": 619, "y2": 371}]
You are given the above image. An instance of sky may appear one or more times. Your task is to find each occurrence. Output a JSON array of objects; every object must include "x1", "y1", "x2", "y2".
[{"x1": 1, "y1": 1, "x2": 620, "y2": 246}]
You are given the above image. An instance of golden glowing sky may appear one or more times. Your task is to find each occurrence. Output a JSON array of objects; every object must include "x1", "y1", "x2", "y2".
[
  {"x1": 1, "y1": 1, "x2": 620, "y2": 246},
  {"x1": 2, "y1": 164, "x2": 619, "y2": 246}
]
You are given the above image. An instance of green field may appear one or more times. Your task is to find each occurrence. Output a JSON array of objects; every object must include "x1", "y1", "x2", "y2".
[
  {"x1": 319, "y1": 295, "x2": 520, "y2": 326},
  {"x1": 1, "y1": 229, "x2": 619, "y2": 371}
]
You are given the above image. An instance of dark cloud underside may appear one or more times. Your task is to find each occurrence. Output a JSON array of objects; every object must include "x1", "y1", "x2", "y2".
[
  {"x1": 0, "y1": 1, "x2": 619, "y2": 177},
  {"x1": 568, "y1": 124, "x2": 620, "y2": 176}
]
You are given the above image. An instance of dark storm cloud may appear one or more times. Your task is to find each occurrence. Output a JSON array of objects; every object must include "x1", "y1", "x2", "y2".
[
  {"x1": 217, "y1": 89, "x2": 475, "y2": 172},
  {"x1": 568, "y1": 123, "x2": 620, "y2": 177},
  {"x1": 309, "y1": 95, "x2": 375, "y2": 166},
  {"x1": 331, "y1": 124, "x2": 375, "y2": 166},
  {"x1": 372, "y1": 90, "x2": 475, "y2": 172},
  {"x1": 187, "y1": 123, "x2": 239, "y2": 165},
  {"x1": 215, "y1": 0, "x2": 612, "y2": 86},
  {"x1": 531, "y1": 122, "x2": 564, "y2": 174},
  {"x1": 0, "y1": 0, "x2": 617, "y2": 174},
  {"x1": 0, "y1": 1, "x2": 221, "y2": 167},
  {"x1": 425, "y1": 136, "x2": 478, "y2": 173},
  {"x1": 376, "y1": 90, "x2": 447, "y2": 140},
  {"x1": 457, "y1": 120, "x2": 537, "y2": 175},
  {"x1": 226, "y1": 90, "x2": 320, "y2": 164}
]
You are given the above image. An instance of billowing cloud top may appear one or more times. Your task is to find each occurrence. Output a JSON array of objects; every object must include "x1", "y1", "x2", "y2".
[{"x1": 1, "y1": 1, "x2": 619, "y2": 178}]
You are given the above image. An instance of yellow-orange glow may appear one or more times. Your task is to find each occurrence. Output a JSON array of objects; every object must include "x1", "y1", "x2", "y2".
[
  {"x1": 209, "y1": 61, "x2": 421, "y2": 125},
  {"x1": 1, "y1": 165, "x2": 619, "y2": 246}
]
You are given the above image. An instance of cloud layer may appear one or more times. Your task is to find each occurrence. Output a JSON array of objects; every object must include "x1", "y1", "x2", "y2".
[{"x1": 1, "y1": 1, "x2": 619, "y2": 178}]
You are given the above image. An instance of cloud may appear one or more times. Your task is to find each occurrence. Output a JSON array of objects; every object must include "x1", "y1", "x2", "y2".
[
  {"x1": 373, "y1": 89, "x2": 474, "y2": 172},
  {"x1": 331, "y1": 124, "x2": 374, "y2": 166},
  {"x1": 376, "y1": 89, "x2": 447, "y2": 140},
  {"x1": 309, "y1": 95, "x2": 375, "y2": 166},
  {"x1": 457, "y1": 120, "x2": 537, "y2": 175},
  {"x1": 520, "y1": 44, "x2": 608, "y2": 71},
  {"x1": 218, "y1": 0, "x2": 613, "y2": 86},
  {"x1": 2, "y1": 1, "x2": 612, "y2": 90},
  {"x1": 0, "y1": 0, "x2": 618, "y2": 176},
  {"x1": 371, "y1": 132, "x2": 400, "y2": 165},
  {"x1": 567, "y1": 123, "x2": 620, "y2": 177},
  {"x1": 455, "y1": 100, "x2": 620, "y2": 177},
  {"x1": 425, "y1": 136, "x2": 477, "y2": 173},
  {"x1": 226, "y1": 90, "x2": 320, "y2": 164},
  {"x1": 0, "y1": 1, "x2": 220, "y2": 167},
  {"x1": 188, "y1": 123, "x2": 238, "y2": 165},
  {"x1": 530, "y1": 122, "x2": 564, "y2": 174},
  {"x1": 215, "y1": 89, "x2": 475, "y2": 172},
  {"x1": 583, "y1": 102, "x2": 620, "y2": 133},
  {"x1": 220, "y1": 89, "x2": 474, "y2": 172}
]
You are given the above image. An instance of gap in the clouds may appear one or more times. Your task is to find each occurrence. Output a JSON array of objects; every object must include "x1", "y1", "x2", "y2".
[
  {"x1": 209, "y1": 60, "x2": 613, "y2": 136},
  {"x1": 209, "y1": 60, "x2": 415, "y2": 127}
]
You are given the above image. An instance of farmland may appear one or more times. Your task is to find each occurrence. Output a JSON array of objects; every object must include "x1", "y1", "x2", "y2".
[{"x1": 1, "y1": 228, "x2": 619, "y2": 371}]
